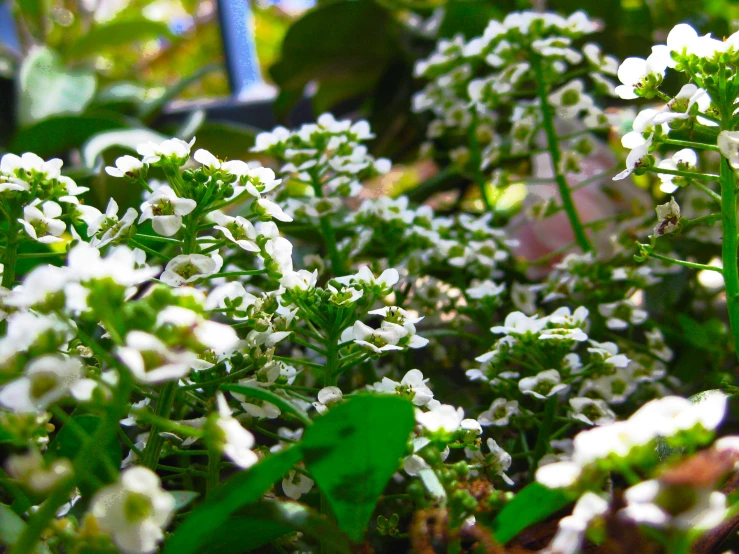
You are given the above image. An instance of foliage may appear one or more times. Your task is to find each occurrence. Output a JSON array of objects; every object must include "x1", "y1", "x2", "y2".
[{"x1": 4, "y1": 2, "x2": 739, "y2": 554}]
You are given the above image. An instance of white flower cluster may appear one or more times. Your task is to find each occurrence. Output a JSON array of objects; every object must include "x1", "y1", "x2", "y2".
[
  {"x1": 537, "y1": 393, "x2": 727, "y2": 489},
  {"x1": 253, "y1": 113, "x2": 390, "y2": 221},
  {"x1": 413, "y1": 10, "x2": 612, "y2": 172}
]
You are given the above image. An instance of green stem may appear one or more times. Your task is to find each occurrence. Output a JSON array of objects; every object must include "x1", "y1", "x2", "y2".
[
  {"x1": 720, "y1": 157, "x2": 739, "y2": 361},
  {"x1": 660, "y1": 137, "x2": 720, "y2": 151},
  {"x1": 648, "y1": 253, "x2": 723, "y2": 273},
  {"x1": 530, "y1": 396, "x2": 557, "y2": 476},
  {"x1": 140, "y1": 381, "x2": 179, "y2": 469},
  {"x1": 532, "y1": 55, "x2": 592, "y2": 252},
  {"x1": 2, "y1": 218, "x2": 19, "y2": 288},
  {"x1": 648, "y1": 167, "x2": 719, "y2": 181},
  {"x1": 206, "y1": 449, "x2": 221, "y2": 497}
]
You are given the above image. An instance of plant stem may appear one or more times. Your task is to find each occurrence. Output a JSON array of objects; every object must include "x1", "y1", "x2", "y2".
[
  {"x1": 720, "y1": 157, "x2": 739, "y2": 361},
  {"x1": 530, "y1": 396, "x2": 557, "y2": 476},
  {"x1": 140, "y1": 381, "x2": 178, "y2": 469},
  {"x1": 649, "y1": 252, "x2": 723, "y2": 273},
  {"x1": 206, "y1": 449, "x2": 221, "y2": 497},
  {"x1": 532, "y1": 55, "x2": 592, "y2": 252},
  {"x1": 2, "y1": 217, "x2": 19, "y2": 288}
]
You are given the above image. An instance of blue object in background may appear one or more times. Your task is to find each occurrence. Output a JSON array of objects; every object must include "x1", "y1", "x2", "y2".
[
  {"x1": 0, "y1": 2, "x2": 20, "y2": 53},
  {"x1": 217, "y1": 0, "x2": 271, "y2": 100}
]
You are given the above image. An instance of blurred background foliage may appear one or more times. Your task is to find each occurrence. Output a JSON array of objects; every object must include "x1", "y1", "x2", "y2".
[{"x1": 0, "y1": 0, "x2": 737, "y2": 211}]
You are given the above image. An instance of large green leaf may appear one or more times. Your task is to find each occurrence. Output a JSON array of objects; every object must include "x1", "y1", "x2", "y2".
[
  {"x1": 0, "y1": 503, "x2": 51, "y2": 554},
  {"x1": 46, "y1": 414, "x2": 121, "y2": 496},
  {"x1": 490, "y1": 483, "x2": 572, "y2": 544},
  {"x1": 162, "y1": 446, "x2": 303, "y2": 554},
  {"x1": 10, "y1": 114, "x2": 129, "y2": 158},
  {"x1": 65, "y1": 20, "x2": 174, "y2": 59},
  {"x1": 302, "y1": 395, "x2": 415, "y2": 541},
  {"x1": 269, "y1": 0, "x2": 400, "y2": 115},
  {"x1": 18, "y1": 47, "x2": 96, "y2": 127},
  {"x1": 202, "y1": 500, "x2": 352, "y2": 553}
]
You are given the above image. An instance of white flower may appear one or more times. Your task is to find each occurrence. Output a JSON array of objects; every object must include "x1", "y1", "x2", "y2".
[
  {"x1": 137, "y1": 137, "x2": 195, "y2": 164},
  {"x1": 117, "y1": 331, "x2": 198, "y2": 384},
  {"x1": 156, "y1": 306, "x2": 239, "y2": 355},
  {"x1": 282, "y1": 469, "x2": 314, "y2": 500},
  {"x1": 6, "y1": 449, "x2": 73, "y2": 493},
  {"x1": 214, "y1": 392, "x2": 258, "y2": 468},
  {"x1": 252, "y1": 126, "x2": 291, "y2": 152},
  {"x1": 613, "y1": 137, "x2": 653, "y2": 180},
  {"x1": 416, "y1": 403, "x2": 465, "y2": 434},
  {"x1": 536, "y1": 461, "x2": 583, "y2": 489},
  {"x1": 106, "y1": 155, "x2": 145, "y2": 178},
  {"x1": 718, "y1": 130, "x2": 739, "y2": 169},
  {"x1": 193, "y1": 148, "x2": 221, "y2": 169},
  {"x1": 0, "y1": 356, "x2": 95, "y2": 412},
  {"x1": 90, "y1": 467, "x2": 175, "y2": 554},
  {"x1": 67, "y1": 243, "x2": 159, "y2": 286},
  {"x1": 583, "y1": 43, "x2": 619, "y2": 74},
  {"x1": 19, "y1": 200, "x2": 65, "y2": 243},
  {"x1": 543, "y1": 492, "x2": 609, "y2": 554},
  {"x1": 312, "y1": 386, "x2": 343, "y2": 414},
  {"x1": 518, "y1": 369, "x2": 568, "y2": 400},
  {"x1": 621, "y1": 480, "x2": 727, "y2": 530},
  {"x1": 656, "y1": 150, "x2": 697, "y2": 193},
  {"x1": 335, "y1": 266, "x2": 399, "y2": 292},
  {"x1": 491, "y1": 311, "x2": 546, "y2": 336},
  {"x1": 211, "y1": 211, "x2": 259, "y2": 252},
  {"x1": 548, "y1": 80, "x2": 593, "y2": 119},
  {"x1": 597, "y1": 299, "x2": 648, "y2": 330},
  {"x1": 486, "y1": 438, "x2": 513, "y2": 485},
  {"x1": 255, "y1": 197, "x2": 293, "y2": 222},
  {"x1": 345, "y1": 320, "x2": 407, "y2": 354},
  {"x1": 139, "y1": 185, "x2": 197, "y2": 237},
  {"x1": 263, "y1": 236, "x2": 294, "y2": 274},
  {"x1": 79, "y1": 198, "x2": 137, "y2": 247},
  {"x1": 615, "y1": 52, "x2": 668, "y2": 99},
  {"x1": 569, "y1": 397, "x2": 615, "y2": 426},
  {"x1": 279, "y1": 269, "x2": 318, "y2": 291},
  {"x1": 478, "y1": 399, "x2": 519, "y2": 426},
  {"x1": 1, "y1": 152, "x2": 63, "y2": 179},
  {"x1": 654, "y1": 197, "x2": 681, "y2": 236},
  {"x1": 466, "y1": 280, "x2": 506, "y2": 299},
  {"x1": 160, "y1": 253, "x2": 223, "y2": 286},
  {"x1": 242, "y1": 167, "x2": 281, "y2": 197},
  {"x1": 368, "y1": 369, "x2": 434, "y2": 406},
  {"x1": 653, "y1": 84, "x2": 712, "y2": 126}
]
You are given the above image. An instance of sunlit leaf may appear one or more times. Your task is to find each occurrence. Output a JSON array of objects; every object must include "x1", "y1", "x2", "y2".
[{"x1": 18, "y1": 47, "x2": 96, "y2": 127}]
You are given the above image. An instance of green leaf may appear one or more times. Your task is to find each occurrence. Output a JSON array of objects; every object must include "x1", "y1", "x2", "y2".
[
  {"x1": 0, "y1": 503, "x2": 52, "y2": 554},
  {"x1": 302, "y1": 395, "x2": 415, "y2": 541},
  {"x1": 65, "y1": 19, "x2": 174, "y2": 59},
  {"x1": 269, "y1": 0, "x2": 399, "y2": 114},
  {"x1": 46, "y1": 414, "x2": 121, "y2": 495},
  {"x1": 490, "y1": 483, "x2": 572, "y2": 544},
  {"x1": 202, "y1": 500, "x2": 352, "y2": 553},
  {"x1": 18, "y1": 47, "x2": 96, "y2": 127},
  {"x1": 162, "y1": 446, "x2": 303, "y2": 554},
  {"x1": 10, "y1": 114, "x2": 129, "y2": 158},
  {"x1": 82, "y1": 127, "x2": 167, "y2": 168}
]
